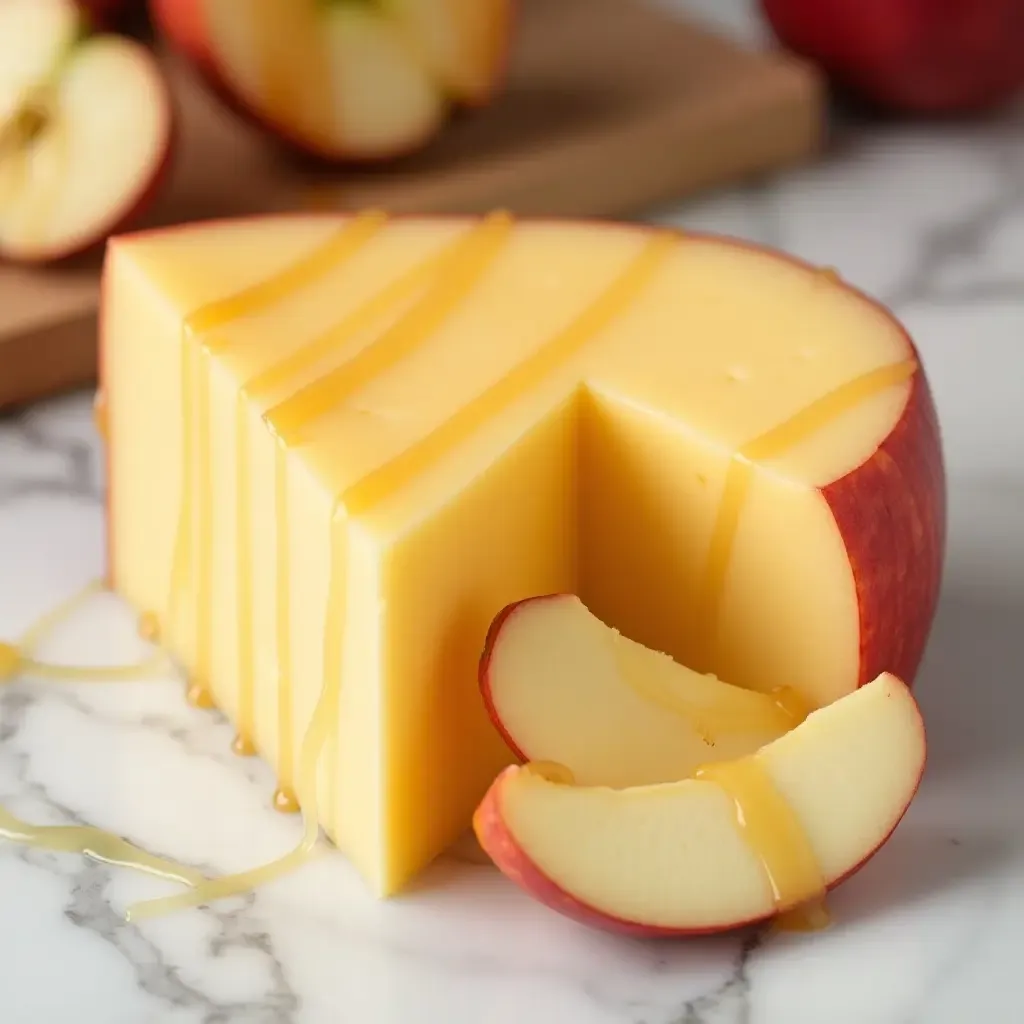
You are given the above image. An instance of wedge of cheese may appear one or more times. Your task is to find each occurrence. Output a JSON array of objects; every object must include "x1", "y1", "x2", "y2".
[{"x1": 100, "y1": 212, "x2": 944, "y2": 896}]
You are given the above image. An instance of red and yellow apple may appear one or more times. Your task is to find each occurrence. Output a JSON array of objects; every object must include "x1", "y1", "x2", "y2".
[
  {"x1": 474, "y1": 673, "x2": 926, "y2": 936},
  {"x1": 151, "y1": 0, "x2": 513, "y2": 161},
  {"x1": 480, "y1": 593, "x2": 808, "y2": 788},
  {"x1": 760, "y1": 0, "x2": 1024, "y2": 114},
  {"x1": 0, "y1": 0, "x2": 174, "y2": 263}
]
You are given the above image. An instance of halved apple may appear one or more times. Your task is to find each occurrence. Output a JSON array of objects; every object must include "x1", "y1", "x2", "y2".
[
  {"x1": 481, "y1": 593, "x2": 809, "y2": 787},
  {"x1": 474, "y1": 673, "x2": 926, "y2": 936},
  {"x1": 152, "y1": 0, "x2": 513, "y2": 162},
  {"x1": 0, "y1": 0, "x2": 174, "y2": 263}
]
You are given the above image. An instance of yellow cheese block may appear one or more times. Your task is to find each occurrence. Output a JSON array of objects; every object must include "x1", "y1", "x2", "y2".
[{"x1": 101, "y1": 212, "x2": 943, "y2": 896}]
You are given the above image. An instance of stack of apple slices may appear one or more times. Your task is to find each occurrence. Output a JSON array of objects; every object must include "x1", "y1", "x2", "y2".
[
  {"x1": 474, "y1": 595, "x2": 927, "y2": 935},
  {"x1": 0, "y1": 0, "x2": 173, "y2": 263}
]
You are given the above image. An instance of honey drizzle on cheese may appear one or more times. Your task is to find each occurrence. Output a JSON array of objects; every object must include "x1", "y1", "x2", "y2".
[
  {"x1": 166, "y1": 214, "x2": 386, "y2": 734},
  {"x1": 696, "y1": 755, "x2": 826, "y2": 917},
  {"x1": 125, "y1": 215, "x2": 515, "y2": 916},
  {"x1": 697, "y1": 359, "x2": 918, "y2": 675},
  {"x1": 127, "y1": 217, "x2": 683, "y2": 918},
  {"x1": 272, "y1": 440, "x2": 296, "y2": 809},
  {"x1": 266, "y1": 212, "x2": 513, "y2": 815},
  {"x1": 342, "y1": 232, "x2": 679, "y2": 515},
  {"x1": 267, "y1": 212, "x2": 516, "y2": 444}
]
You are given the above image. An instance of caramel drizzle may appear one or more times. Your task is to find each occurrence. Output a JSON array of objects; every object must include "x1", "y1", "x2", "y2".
[{"x1": 696, "y1": 359, "x2": 918, "y2": 675}]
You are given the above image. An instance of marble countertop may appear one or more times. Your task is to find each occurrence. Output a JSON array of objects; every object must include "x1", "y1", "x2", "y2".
[{"x1": 3, "y1": 3, "x2": 1024, "y2": 1022}]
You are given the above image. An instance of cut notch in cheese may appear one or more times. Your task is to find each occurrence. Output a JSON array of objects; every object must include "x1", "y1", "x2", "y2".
[{"x1": 102, "y1": 213, "x2": 931, "y2": 897}]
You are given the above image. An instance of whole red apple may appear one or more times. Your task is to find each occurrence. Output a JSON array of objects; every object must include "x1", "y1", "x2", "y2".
[{"x1": 759, "y1": 0, "x2": 1024, "y2": 114}]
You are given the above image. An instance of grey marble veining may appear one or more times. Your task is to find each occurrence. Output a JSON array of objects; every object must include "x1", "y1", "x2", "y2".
[{"x1": 3, "y1": 2, "x2": 1024, "y2": 1021}]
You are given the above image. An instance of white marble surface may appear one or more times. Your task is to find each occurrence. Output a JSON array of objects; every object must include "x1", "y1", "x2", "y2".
[{"x1": 3, "y1": 2, "x2": 1024, "y2": 1021}]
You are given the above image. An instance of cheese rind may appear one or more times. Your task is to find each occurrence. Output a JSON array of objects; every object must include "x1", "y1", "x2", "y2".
[{"x1": 102, "y1": 215, "x2": 939, "y2": 895}]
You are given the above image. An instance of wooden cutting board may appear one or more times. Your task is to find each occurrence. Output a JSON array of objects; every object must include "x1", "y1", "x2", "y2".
[{"x1": 0, "y1": 0, "x2": 824, "y2": 411}]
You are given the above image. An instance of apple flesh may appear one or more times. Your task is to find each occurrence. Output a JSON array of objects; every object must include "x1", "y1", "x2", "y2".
[
  {"x1": 0, "y1": 0, "x2": 173, "y2": 264},
  {"x1": 480, "y1": 593, "x2": 809, "y2": 788},
  {"x1": 475, "y1": 673, "x2": 925, "y2": 936},
  {"x1": 760, "y1": 0, "x2": 1024, "y2": 114},
  {"x1": 151, "y1": 0, "x2": 513, "y2": 162}
]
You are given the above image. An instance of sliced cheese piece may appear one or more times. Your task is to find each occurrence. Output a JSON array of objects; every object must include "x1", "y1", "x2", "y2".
[{"x1": 101, "y1": 213, "x2": 943, "y2": 896}]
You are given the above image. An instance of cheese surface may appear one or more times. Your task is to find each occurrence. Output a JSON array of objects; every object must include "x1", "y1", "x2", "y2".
[{"x1": 102, "y1": 213, "x2": 920, "y2": 895}]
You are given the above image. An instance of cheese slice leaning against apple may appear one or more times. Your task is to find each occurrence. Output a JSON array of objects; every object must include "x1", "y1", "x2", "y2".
[
  {"x1": 0, "y1": 0, "x2": 173, "y2": 264},
  {"x1": 480, "y1": 593, "x2": 811, "y2": 788},
  {"x1": 474, "y1": 673, "x2": 926, "y2": 936}
]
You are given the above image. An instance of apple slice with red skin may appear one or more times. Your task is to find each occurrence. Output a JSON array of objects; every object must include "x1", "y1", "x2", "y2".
[
  {"x1": 474, "y1": 673, "x2": 925, "y2": 936},
  {"x1": 151, "y1": 0, "x2": 513, "y2": 162},
  {"x1": 481, "y1": 593, "x2": 809, "y2": 788},
  {"x1": 0, "y1": 0, "x2": 173, "y2": 264}
]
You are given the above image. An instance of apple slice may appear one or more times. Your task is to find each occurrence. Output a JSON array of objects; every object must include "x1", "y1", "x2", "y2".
[
  {"x1": 474, "y1": 673, "x2": 925, "y2": 936},
  {"x1": 153, "y1": 0, "x2": 512, "y2": 162},
  {"x1": 0, "y1": 0, "x2": 173, "y2": 264},
  {"x1": 387, "y1": 0, "x2": 514, "y2": 105},
  {"x1": 481, "y1": 594, "x2": 808, "y2": 788}
]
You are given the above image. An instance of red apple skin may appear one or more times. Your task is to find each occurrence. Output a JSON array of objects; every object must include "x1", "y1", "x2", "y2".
[
  {"x1": 1, "y1": 48, "x2": 177, "y2": 266},
  {"x1": 478, "y1": 594, "x2": 557, "y2": 763},
  {"x1": 150, "y1": 0, "x2": 510, "y2": 164},
  {"x1": 825, "y1": 370, "x2": 945, "y2": 687},
  {"x1": 150, "y1": 0, "x2": 213, "y2": 67},
  {"x1": 473, "y1": 750, "x2": 926, "y2": 938},
  {"x1": 100, "y1": 220, "x2": 945, "y2": 641},
  {"x1": 760, "y1": 0, "x2": 1024, "y2": 114}
]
